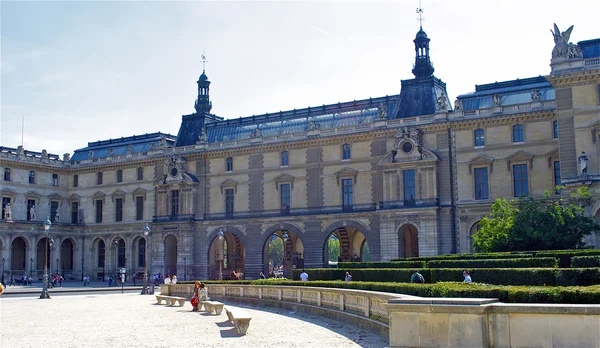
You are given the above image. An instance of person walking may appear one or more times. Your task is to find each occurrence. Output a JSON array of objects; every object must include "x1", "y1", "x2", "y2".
[
  {"x1": 299, "y1": 270, "x2": 309, "y2": 282},
  {"x1": 410, "y1": 270, "x2": 425, "y2": 284},
  {"x1": 463, "y1": 270, "x2": 472, "y2": 283}
]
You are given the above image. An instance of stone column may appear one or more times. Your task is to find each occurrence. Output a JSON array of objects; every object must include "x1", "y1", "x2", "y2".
[{"x1": 379, "y1": 217, "x2": 397, "y2": 261}]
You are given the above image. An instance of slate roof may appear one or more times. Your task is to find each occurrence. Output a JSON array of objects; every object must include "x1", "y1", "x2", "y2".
[{"x1": 71, "y1": 132, "x2": 176, "y2": 161}]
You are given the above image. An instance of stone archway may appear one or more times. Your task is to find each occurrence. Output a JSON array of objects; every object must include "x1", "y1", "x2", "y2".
[
  {"x1": 262, "y1": 229, "x2": 304, "y2": 278},
  {"x1": 60, "y1": 238, "x2": 75, "y2": 276},
  {"x1": 398, "y1": 224, "x2": 419, "y2": 258},
  {"x1": 323, "y1": 226, "x2": 368, "y2": 266},
  {"x1": 164, "y1": 234, "x2": 178, "y2": 277},
  {"x1": 11, "y1": 237, "x2": 27, "y2": 275},
  {"x1": 131, "y1": 237, "x2": 146, "y2": 279},
  {"x1": 208, "y1": 229, "x2": 245, "y2": 280},
  {"x1": 90, "y1": 238, "x2": 106, "y2": 281}
]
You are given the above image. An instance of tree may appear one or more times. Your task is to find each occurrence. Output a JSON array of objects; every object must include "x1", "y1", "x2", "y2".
[
  {"x1": 268, "y1": 236, "x2": 284, "y2": 268},
  {"x1": 362, "y1": 241, "x2": 371, "y2": 262},
  {"x1": 473, "y1": 188, "x2": 600, "y2": 252},
  {"x1": 328, "y1": 236, "x2": 340, "y2": 262}
]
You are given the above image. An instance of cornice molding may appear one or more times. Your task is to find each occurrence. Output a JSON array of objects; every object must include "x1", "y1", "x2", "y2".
[{"x1": 546, "y1": 69, "x2": 600, "y2": 88}]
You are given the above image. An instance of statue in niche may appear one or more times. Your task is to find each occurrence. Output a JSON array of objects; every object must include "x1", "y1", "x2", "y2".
[
  {"x1": 107, "y1": 147, "x2": 114, "y2": 156},
  {"x1": 127, "y1": 144, "x2": 134, "y2": 154},
  {"x1": 436, "y1": 94, "x2": 447, "y2": 110},
  {"x1": 88, "y1": 150, "x2": 94, "y2": 159},
  {"x1": 249, "y1": 128, "x2": 261, "y2": 139},
  {"x1": 377, "y1": 103, "x2": 387, "y2": 120},
  {"x1": 578, "y1": 151, "x2": 588, "y2": 174},
  {"x1": 531, "y1": 89, "x2": 542, "y2": 101},
  {"x1": 308, "y1": 120, "x2": 321, "y2": 131},
  {"x1": 55, "y1": 209, "x2": 61, "y2": 222},
  {"x1": 492, "y1": 94, "x2": 502, "y2": 106},
  {"x1": 551, "y1": 24, "x2": 583, "y2": 59},
  {"x1": 4, "y1": 203, "x2": 11, "y2": 220},
  {"x1": 30, "y1": 205, "x2": 36, "y2": 220},
  {"x1": 454, "y1": 99, "x2": 463, "y2": 111},
  {"x1": 197, "y1": 127, "x2": 207, "y2": 143}
]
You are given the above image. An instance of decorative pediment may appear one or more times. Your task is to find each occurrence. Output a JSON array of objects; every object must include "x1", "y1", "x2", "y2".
[
  {"x1": 48, "y1": 193, "x2": 64, "y2": 205},
  {"x1": 274, "y1": 173, "x2": 295, "y2": 190},
  {"x1": 334, "y1": 167, "x2": 358, "y2": 185},
  {"x1": 505, "y1": 151, "x2": 535, "y2": 171},
  {"x1": 132, "y1": 187, "x2": 147, "y2": 201},
  {"x1": 24, "y1": 190, "x2": 42, "y2": 201},
  {"x1": 92, "y1": 191, "x2": 106, "y2": 205},
  {"x1": 111, "y1": 189, "x2": 126, "y2": 203},
  {"x1": 466, "y1": 154, "x2": 495, "y2": 175},
  {"x1": 545, "y1": 148, "x2": 559, "y2": 169},
  {"x1": 220, "y1": 179, "x2": 239, "y2": 194},
  {"x1": 0, "y1": 188, "x2": 17, "y2": 199},
  {"x1": 68, "y1": 193, "x2": 81, "y2": 203}
]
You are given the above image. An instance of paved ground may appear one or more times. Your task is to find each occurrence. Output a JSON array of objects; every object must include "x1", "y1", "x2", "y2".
[{"x1": 0, "y1": 292, "x2": 388, "y2": 348}]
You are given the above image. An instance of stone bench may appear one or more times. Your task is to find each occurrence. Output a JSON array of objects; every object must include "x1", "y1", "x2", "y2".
[
  {"x1": 225, "y1": 307, "x2": 252, "y2": 335},
  {"x1": 156, "y1": 295, "x2": 186, "y2": 306},
  {"x1": 199, "y1": 300, "x2": 224, "y2": 315}
]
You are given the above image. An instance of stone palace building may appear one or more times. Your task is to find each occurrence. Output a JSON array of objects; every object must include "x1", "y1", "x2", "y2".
[{"x1": 1, "y1": 24, "x2": 599, "y2": 281}]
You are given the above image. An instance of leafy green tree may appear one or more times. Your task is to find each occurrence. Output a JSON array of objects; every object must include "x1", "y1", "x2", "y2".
[
  {"x1": 361, "y1": 241, "x2": 371, "y2": 262},
  {"x1": 328, "y1": 236, "x2": 340, "y2": 262},
  {"x1": 473, "y1": 188, "x2": 599, "y2": 252},
  {"x1": 268, "y1": 236, "x2": 284, "y2": 268}
]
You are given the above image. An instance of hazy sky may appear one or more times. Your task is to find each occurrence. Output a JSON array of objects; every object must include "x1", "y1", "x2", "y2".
[{"x1": 1, "y1": 1, "x2": 597, "y2": 156}]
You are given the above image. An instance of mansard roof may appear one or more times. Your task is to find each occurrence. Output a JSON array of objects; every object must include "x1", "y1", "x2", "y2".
[{"x1": 71, "y1": 132, "x2": 176, "y2": 161}]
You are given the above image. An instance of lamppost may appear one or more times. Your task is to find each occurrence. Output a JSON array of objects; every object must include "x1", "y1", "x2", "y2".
[
  {"x1": 218, "y1": 229, "x2": 224, "y2": 281},
  {"x1": 56, "y1": 258, "x2": 59, "y2": 276},
  {"x1": 183, "y1": 257, "x2": 187, "y2": 281},
  {"x1": 141, "y1": 223, "x2": 151, "y2": 295},
  {"x1": 30, "y1": 258, "x2": 33, "y2": 277},
  {"x1": 282, "y1": 231, "x2": 289, "y2": 277},
  {"x1": 40, "y1": 217, "x2": 54, "y2": 299},
  {"x1": 2, "y1": 258, "x2": 5, "y2": 285}
]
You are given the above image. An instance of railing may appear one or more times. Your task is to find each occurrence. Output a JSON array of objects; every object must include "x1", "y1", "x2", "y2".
[
  {"x1": 153, "y1": 214, "x2": 195, "y2": 222},
  {"x1": 379, "y1": 198, "x2": 439, "y2": 210},
  {"x1": 585, "y1": 57, "x2": 600, "y2": 66},
  {"x1": 203, "y1": 204, "x2": 377, "y2": 220},
  {"x1": 161, "y1": 283, "x2": 412, "y2": 327}
]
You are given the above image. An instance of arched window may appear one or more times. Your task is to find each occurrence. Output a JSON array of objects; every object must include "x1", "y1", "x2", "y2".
[
  {"x1": 3, "y1": 168, "x2": 10, "y2": 181},
  {"x1": 116, "y1": 169, "x2": 123, "y2": 183},
  {"x1": 342, "y1": 144, "x2": 351, "y2": 160},
  {"x1": 512, "y1": 124, "x2": 524, "y2": 143},
  {"x1": 52, "y1": 174, "x2": 59, "y2": 186},
  {"x1": 29, "y1": 171, "x2": 35, "y2": 184},
  {"x1": 474, "y1": 129, "x2": 485, "y2": 146},
  {"x1": 225, "y1": 157, "x2": 233, "y2": 172},
  {"x1": 137, "y1": 167, "x2": 144, "y2": 180}
]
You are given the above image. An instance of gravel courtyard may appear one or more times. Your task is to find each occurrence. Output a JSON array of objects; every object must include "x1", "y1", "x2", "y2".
[{"x1": 0, "y1": 293, "x2": 387, "y2": 348}]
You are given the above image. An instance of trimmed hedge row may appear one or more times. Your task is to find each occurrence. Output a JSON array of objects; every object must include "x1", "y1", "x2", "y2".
[
  {"x1": 536, "y1": 250, "x2": 600, "y2": 268},
  {"x1": 571, "y1": 256, "x2": 600, "y2": 268},
  {"x1": 293, "y1": 267, "x2": 600, "y2": 286},
  {"x1": 251, "y1": 279, "x2": 600, "y2": 304},
  {"x1": 337, "y1": 261, "x2": 426, "y2": 269},
  {"x1": 427, "y1": 257, "x2": 558, "y2": 269},
  {"x1": 390, "y1": 252, "x2": 533, "y2": 262}
]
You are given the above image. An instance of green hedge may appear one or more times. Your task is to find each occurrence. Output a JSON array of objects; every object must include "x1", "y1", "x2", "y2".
[
  {"x1": 571, "y1": 256, "x2": 600, "y2": 268},
  {"x1": 251, "y1": 279, "x2": 600, "y2": 304},
  {"x1": 337, "y1": 261, "x2": 426, "y2": 269},
  {"x1": 294, "y1": 267, "x2": 600, "y2": 286},
  {"x1": 426, "y1": 257, "x2": 557, "y2": 269},
  {"x1": 536, "y1": 250, "x2": 600, "y2": 268},
  {"x1": 391, "y1": 252, "x2": 533, "y2": 262}
]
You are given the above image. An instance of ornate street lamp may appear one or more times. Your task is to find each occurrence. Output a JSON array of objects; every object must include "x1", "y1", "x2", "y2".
[
  {"x1": 30, "y1": 258, "x2": 33, "y2": 278},
  {"x1": 56, "y1": 258, "x2": 59, "y2": 276},
  {"x1": 282, "y1": 231, "x2": 289, "y2": 277},
  {"x1": 141, "y1": 223, "x2": 151, "y2": 294},
  {"x1": 218, "y1": 229, "x2": 224, "y2": 281},
  {"x1": 40, "y1": 217, "x2": 54, "y2": 299}
]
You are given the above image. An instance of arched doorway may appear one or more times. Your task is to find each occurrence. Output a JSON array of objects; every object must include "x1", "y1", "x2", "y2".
[
  {"x1": 36, "y1": 237, "x2": 54, "y2": 279},
  {"x1": 323, "y1": 226, "x2": 368, "y2": 266},
  {"x1": 91, "y1": 238, "x2": 106, "y2": 281},
  {"x1": 164, "y1": 235, "x2": 177, "y2": 277},
  {"x1": 469, "y1": 221, "x2": 481, "y2": 253},
  {"x1": 60, "y1": 239, "x2": 74, "y2": 277},
  {"x1": 208, "y1": 230, "x2": 245, "y2": 280},
  {"x1": 398, "y1": 224, "x2": 419, "y2": 258},
  {"x1": 11, "y1": 237, "x2": 27, "y2": 275},
  {"x1": 262, "y1": 229, "x2": 304, "y2": 278}
]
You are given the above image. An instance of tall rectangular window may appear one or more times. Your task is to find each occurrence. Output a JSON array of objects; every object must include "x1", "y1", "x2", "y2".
[
  {"x1": 342, "y1": 178, "x2": 353, "y2": 210},
  {"x1": 73, "y1": 175, "x2": 78, "y2": 187},
  {"x1": 97, "y1": 172, "x2": 103, "y2": 185},
  {"x1": 474, "y1": 129, "x2": 485, "y2": 146},
  {"x1": 117, "y1": 243, "x2": 125, "y2": 268},
  {"x1": 29, "y1": 171, "x2": 35, "y2": 184},
  {"x1": 50, "y1": 201, "x2": 59, "y2": 222},
  {"x1": 554, "y1": 161, "x2": 561, "y2": 194},
  {"x1": 281, "y1": 151, "x2": 289, "y2": 166},
  {"x1": 137, "y1": 167, "x2": 144, "y2": 180},
  {"x1": 95, "y1": 200, "x2": 103, "y2": 223},
  {"x1": 513, "y1": 164, "x2": 529, "y2": 197},
  {"x1": 3, "y1": 168, "x2": 10, "y2": 181},
  {"x1": 71, "y1": 202, "x2": 79, "y2": 224},
  {"x1": 474, "y1": 167, "x2": 489, "y2": 200},
  {"x1": 138, "y1": 239, "x2": 146, "y2": 268},
  {"x1": 2, "y1": 197, "x2": 11, "y2": 219},
  {"x1": 52, "y1": 174, "x2": 59, "y2": 186},
  {"x1": 512, "y1": 124, "x2": 524, "y2": 143},
  {"x1": 115, "y1": 198, "x2": 123, "y2": 222},
  {"x1": 116, "y1": 169, "x2": 123, "y2": 183},
  {"x1": 27, "y1": 199, "x2": 36, "y2": 221},
  {"x1": 225, "y1": 157, "x2": 233, "y2": 172},
  {"x1": 171, "y1": 190, "x2": 180, "y2": 216},
  {"x1": 342, "y1": 144, "x2": 351, "y2": 160},
  {"x1": 225, "y1": 188, "x2": 234, "y2": 217},
  {"x1": 280, "y1": 183, "x2": 291, "y2": 214},
  {"x1": 403, "y1": 169, "x2": 416, "y2": 204},
  {"x1": 553, "y1": 120, "x2": 558, "y2": 139},
  {"x1": 98, "y1": 241, "x2": 105, "y2": 268},
  {"x1": 136, "y1": 196, "x2": 144, "y2": 220}
]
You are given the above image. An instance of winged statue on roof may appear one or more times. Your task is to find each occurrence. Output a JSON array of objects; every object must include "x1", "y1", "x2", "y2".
[{"x1": 551, "y1": 24, "x2": 582, "y2": 59}]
